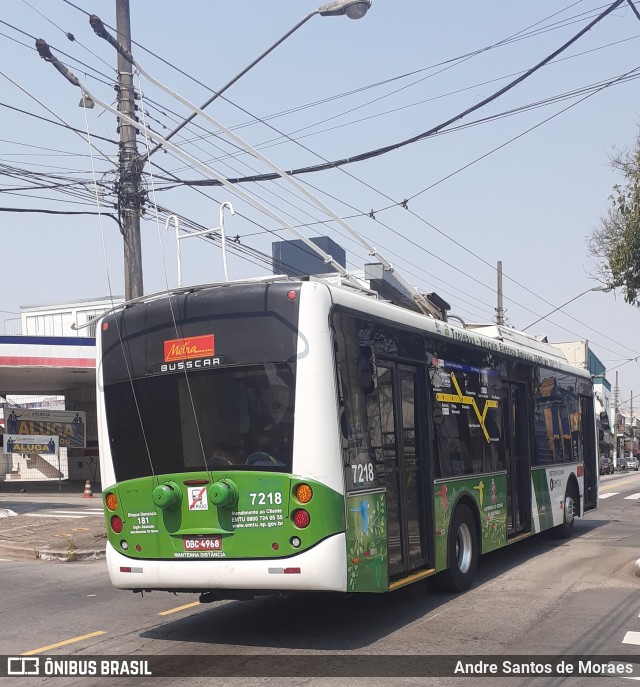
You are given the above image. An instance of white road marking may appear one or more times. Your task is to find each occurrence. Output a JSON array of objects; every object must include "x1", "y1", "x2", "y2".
[
  {"x1": 598, "y1": 492, "x2": 619, "y2": 499},
  {"x1": 623, "y1": 631, "x2": 640, "y2": 646},
  {"x1": 25, "y1": 513, "x2": 86, "y2": 519},
  {"x1": 22, "y1": 509, "x2": 103, "y2": 519},
  {"x1": 50, "y1": 510, "x2": 102, "y2": 516},
  {"x1": 624, "y1": 493, "x2": 640, "y2": 500}
]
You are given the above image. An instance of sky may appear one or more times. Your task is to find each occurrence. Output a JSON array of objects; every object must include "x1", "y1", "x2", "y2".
[{"x1": 1, "y1": 0, "x2": 640, "y2": 415}]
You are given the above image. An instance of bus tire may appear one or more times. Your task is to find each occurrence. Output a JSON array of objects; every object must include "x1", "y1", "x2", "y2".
[
  {"x1": 442, "y1": 503, "x2": 478, "y2": 593},
  {"x1": 553, "y1": 485, "x2": 577, "y2": 539}
]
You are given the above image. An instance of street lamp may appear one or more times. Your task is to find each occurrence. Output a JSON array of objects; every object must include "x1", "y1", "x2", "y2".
[
  {"x1": 521, "y1": 285, "x2": 610, "y2": 332},
  {"x1": 319, "y1": 0, "x2": 372, "y2": 18},
  {"x1": 138, "y1": 0, "x2": 372, "y2": 160}
]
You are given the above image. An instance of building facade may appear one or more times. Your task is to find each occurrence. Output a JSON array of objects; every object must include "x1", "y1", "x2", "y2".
[
  {"x1": 552, "y1": 340, "x2": 612, "y2": 463},
  {"x1": 1, "y1": 297, "x2": 122, "y2": 485}
]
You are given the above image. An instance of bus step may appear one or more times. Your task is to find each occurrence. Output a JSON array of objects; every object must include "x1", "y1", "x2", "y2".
[
  {"x1": 507, "y1": 532, "x2": 532, "y2": 544},
  {"x1": 388, "y1": 568, "x2": 436, "y2": 591}
]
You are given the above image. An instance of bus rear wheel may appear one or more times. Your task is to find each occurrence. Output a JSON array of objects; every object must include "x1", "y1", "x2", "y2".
[
  {"x1": 553, "y1": 486, "x2": 577, "y2": 539},
  {"x1": 442, "y1": 504, "x2": 478, "y2": 593}
]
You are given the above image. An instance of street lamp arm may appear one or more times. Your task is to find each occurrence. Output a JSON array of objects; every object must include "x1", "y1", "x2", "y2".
[
  {"x1": 139, "y1": 11, "x2": 318, "y2": 161},
  {"x1": 521, "y1": 286, "x2": 609, "y2": 332}
]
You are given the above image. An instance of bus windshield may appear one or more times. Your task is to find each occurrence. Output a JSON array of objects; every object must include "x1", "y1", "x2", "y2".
[{"x1": 104, "y1": 362, "x2": 295, "y2": 481}]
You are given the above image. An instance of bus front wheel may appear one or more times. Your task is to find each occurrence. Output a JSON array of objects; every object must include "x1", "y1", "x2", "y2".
[{"x1": 442, "y1": 504, "x2": 478, "y2": 593}]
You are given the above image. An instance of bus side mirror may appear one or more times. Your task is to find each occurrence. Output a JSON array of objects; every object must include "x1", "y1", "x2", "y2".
[{"x1": 357, "y1": 346, "x2": 376, "y2": 395}]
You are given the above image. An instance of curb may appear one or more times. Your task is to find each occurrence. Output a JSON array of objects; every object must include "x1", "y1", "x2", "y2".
[
  {"x1": 0, "y1": 543, "x2": 38, "y2": 559},
  {"x1": 0, "y1": 542, "x2": 105, "y2": 562},
  {"x1": 39, "y1": 548, "x2": 106, "y2": 562}
]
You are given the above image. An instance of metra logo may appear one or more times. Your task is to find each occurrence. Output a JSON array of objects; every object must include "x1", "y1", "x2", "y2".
[{"x1": 164, "y1": 334, "x2": 215, "y2": 362}]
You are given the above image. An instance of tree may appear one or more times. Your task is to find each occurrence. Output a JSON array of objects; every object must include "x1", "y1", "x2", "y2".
[{"x1": 589, "y1": 135, "x2": 640, "y2": 305}]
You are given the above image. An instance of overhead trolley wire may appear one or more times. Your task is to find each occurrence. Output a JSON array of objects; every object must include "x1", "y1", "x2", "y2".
[
  {"x1": 0, "y1": 0, "x2": 612, "y2": 337},
  {"x1": 56, "y1": 0, "x2": 640, "y2": 357},
  {"x1": 112, "y1": 0, "x2": 639, "y2": 339},
  {"x1": 0, "y1": 102, "x2": 116, "y2": 145},
  {"x1": 158, "y1": 0, "x2": 628, "y2": 187},
  {"x1": 224, "y1": 36, "x2": 640, "y2": 163}
]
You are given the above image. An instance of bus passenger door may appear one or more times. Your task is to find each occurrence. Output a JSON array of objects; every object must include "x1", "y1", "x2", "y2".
[
  {"x1": 502, "y1": 382, "x2": 531, "y2": 536},
  {"x1": 373, "y1": 362, "x2": 429, "y2": 576}
]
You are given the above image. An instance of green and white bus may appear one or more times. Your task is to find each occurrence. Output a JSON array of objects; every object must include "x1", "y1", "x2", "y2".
[{"x1": 97, "y1": 276, "x2": 598, "y2": 597}]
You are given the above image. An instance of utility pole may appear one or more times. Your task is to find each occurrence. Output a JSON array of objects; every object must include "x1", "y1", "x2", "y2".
[
  {"x1": 495, "y1": 261, "x2": 505, "y2": 326},
  {"x1": 613, "y1": 371, "x2": 619, "y2": 469},
  {"x1": 631, "y1": 391, "x2": 634, "y2": 452},
  {"x1": 116, "y1": 0, "x2": 143, "y2": 300}
]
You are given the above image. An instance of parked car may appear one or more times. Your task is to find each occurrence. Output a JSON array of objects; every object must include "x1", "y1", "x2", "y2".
[
  {"x1": 625, "y1": 455, "x2": 639, "y2": 471},
  {"x1": 600, "y1": 457, "x2": 613, "y2": 475}
]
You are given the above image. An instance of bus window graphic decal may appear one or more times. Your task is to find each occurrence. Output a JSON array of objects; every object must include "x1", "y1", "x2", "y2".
[{"x1": 435, "y1": 372, "x2": 499, "y2": 443}]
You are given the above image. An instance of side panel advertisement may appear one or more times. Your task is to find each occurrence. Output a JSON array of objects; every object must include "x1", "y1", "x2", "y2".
[
  {"x1": 434, "y1": 473, "x2": 508, "y2": 571},
  {"x1": 531, "y1": 465, "x2": 582, "y2": 533},
  {"x1": 346, "y1": 490, "x2": 388, "y2": 592}
]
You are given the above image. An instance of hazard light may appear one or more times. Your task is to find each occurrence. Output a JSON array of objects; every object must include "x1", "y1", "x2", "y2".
[{"x1": 105, "y1": 492, "x2": 118, "y2": 511}]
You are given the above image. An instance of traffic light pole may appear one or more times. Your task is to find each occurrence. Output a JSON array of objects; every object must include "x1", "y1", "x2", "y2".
[{"x1": 115, "y1": 0, "x2": 143, "y2": 300}]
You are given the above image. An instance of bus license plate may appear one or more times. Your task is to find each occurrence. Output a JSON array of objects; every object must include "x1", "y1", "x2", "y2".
[{"x1": 183, "y1": 535, "x2": 222, "y2": 551}]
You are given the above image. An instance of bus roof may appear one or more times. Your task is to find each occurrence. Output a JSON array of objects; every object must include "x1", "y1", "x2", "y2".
[{"x1": 96, "y1": 275, "x2": 591, "y2": 381}]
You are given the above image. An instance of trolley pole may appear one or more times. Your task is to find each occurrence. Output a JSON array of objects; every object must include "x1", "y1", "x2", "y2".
[{"x1": 116, "y1": 0, "x2": 144, "y2": 300}]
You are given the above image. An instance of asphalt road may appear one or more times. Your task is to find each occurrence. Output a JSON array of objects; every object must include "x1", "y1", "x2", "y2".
[
  {"x1": 0, "y1": 492, "x2": 104, "y2": 517},
  {"x1": 1, "y1": 472, "x2": 639, "y2": 687}
]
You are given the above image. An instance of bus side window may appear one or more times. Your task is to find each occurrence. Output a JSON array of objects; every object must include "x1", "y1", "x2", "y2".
[
  {"x1": 339, "y1": 405, "x2": 349, "y2": 440},
  {"x1": 357, "y1": 345, "x2": 376, "y2": 395}
]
